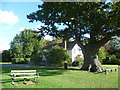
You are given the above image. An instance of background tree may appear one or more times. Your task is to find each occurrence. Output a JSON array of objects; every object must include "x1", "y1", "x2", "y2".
[
  {"x1": 108, "y1": 39, "x2": 120, "y2": 50},
  {"x1": 2, "y1": 50, "x2": 11, "y2": 62},
  {"x1": 44, "y1": 46, "x2": 71, "y2": 66},
  {"x1": 98, "y1": 47, "x2": 108, "y2": 63},
  {"x1": 27, "y1": 2, "x2": 120, "y2": 72},
  {"x1": 10, "y1": 29, "x2": 47, "y2": 64},
  {"x1": 108, "y1": 39, "x2": 120, "y2": 55}
]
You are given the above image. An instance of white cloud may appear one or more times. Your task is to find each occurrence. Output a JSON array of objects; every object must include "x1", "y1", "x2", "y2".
[
  {"x1": 18, "y1": 27, "x2": 25, "y2": 31},
  {"x1": 84, "y1": 34, "x2": 90, "y2": 38},
  {"x1": 0, "y1": 38, "x2": 10, "y2": 51},
  {"x1": 35, "y1": 25, "x2": 53, "y2": 41},
  {"x1": 0, "y1": 10, "x2": 19, "y2": 30},
  {"x1": 44, "y1": 35, "x2": 53, "y2": 41},
  {"x1": 35, "y1": 24, "x2": 47, "y2": 30}
]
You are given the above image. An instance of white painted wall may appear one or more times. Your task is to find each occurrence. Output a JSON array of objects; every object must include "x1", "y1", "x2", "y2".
[
  {"x1": 71, "y1": 44, "x2": 83, "y2": 62},
  {"x1": 67, "y1": 50, "x2": 72, "y2": 62}
]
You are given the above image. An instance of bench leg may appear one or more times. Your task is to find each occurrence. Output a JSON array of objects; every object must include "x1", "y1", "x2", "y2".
[
  {"x1": 12, "y1": 78, "x2": 14, "y2": 85},
  {"x1": 24, "y1": 78, "x2": 26, "y2": 82}
]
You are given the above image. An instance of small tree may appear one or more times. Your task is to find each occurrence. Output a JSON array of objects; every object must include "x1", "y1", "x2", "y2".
[
  {"x1": 98, "y1": 47, "x2": 108, "y2": 63},
  {"x1": 45, "y1": 46, "x2": 71, "y2": 66}
]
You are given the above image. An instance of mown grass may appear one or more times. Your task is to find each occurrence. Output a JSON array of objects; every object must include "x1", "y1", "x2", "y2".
[
  {"x1": 101, "y1": 65, "x2": 118, "y2": 68},
  {"x1": 1, "y1": 66, "x2": 118, "y2": 88}
]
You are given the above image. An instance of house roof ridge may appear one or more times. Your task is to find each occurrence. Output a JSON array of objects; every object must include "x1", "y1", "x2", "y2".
[{"x1": 42, "y1": 41, "x2": 77, "y2": 50}]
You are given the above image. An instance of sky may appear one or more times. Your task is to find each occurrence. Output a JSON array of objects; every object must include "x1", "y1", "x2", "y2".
[
  {"x1": 0, "y1": 1, "x2": 54, "y2": 51},
  {"x1": 0, "y1": 0, "x2": 111, "y2": 51}
]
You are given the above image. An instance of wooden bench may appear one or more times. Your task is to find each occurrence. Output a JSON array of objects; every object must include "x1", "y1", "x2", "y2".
[{"x1": 11, "y1": 70, "x2": 39, "y2": 84}]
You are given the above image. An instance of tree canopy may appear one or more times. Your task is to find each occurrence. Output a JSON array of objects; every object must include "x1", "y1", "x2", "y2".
[
  {"x1": 27, "y1": 2, "x2": 120, "y2": 72},
  {"x1": 27, "y1": 2, "x2": 120, "y2": 47},
  {"x1": 10, "y1": 29, "x2": 43, "y2": 58}
]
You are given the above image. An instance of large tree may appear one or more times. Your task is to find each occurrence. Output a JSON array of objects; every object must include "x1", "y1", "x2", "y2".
[{"x1": 27, "y1": 2, "x2": 120, "y2": 72}]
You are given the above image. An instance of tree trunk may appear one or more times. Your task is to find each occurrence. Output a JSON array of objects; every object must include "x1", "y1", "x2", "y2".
[{"x1": 80, "y1": 46, "x2": 103, "y2": 72}]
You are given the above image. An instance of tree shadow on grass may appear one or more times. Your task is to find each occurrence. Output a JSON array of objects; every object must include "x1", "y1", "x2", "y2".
[
  {"x1": 2, "y1": 66, "x2": 70, "y2": 76},
  {"x1": 39, "y1": 69, "x2": 67, "y2": 76}
]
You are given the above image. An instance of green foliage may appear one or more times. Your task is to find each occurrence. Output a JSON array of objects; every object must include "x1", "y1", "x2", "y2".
[
  {"x1": 44, "y1": 46, "x2": 71, "y2": 66},
  {"x1": 2, "y1": 50, "x2": 11, "y2": 62},
  {"x1": 24, "y1": 58, "x2": 31, "y2": 64},
  {"x1": 108, "y1": 39, "x2": 120, "y2": 50},
  {"x1": 103, "y1": 54, "x2": 120, "y2": 65},
  {"x1": 72, "y1": 57, "x2": 84, "y2": 66},
  {"x1": 98, "y1": 47, "x2": 108, "y2": 63},
  {"x1": 11, "y1": 58, "x2": 30, "y2": 64},
  {"x1": 10, "y1": 29, "x2": 48, "y2": 64},
  {"x1": 31, "y1": 53, "x2": 42, "y2": 65},
  {"x1": 2, "y1": 66, "x2": 118, "y2": 88},
  {"x1": 27, "y1": 2, "x2": 120, "y2": 70},
  {"x1": 10, "y1": 29, "x2": 40, "y2": 58},
  {"x1": 98, "y1": 46, "x2": 120, "y2": 65},
  {"x1": 27, "y1": 2, "x2": 120, "y2": 44}
]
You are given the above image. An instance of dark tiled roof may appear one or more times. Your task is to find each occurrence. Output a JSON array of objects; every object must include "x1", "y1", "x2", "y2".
[{"x1": 43, "y1": 41, "x2": 76, "y2": 50}]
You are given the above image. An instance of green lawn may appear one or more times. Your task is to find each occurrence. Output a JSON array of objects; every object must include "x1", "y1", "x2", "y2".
[
  {"x1": 1, "y1": 66, "x2": 118, "y2": 88},
  {"x1": 101, "y1": 65, "x2": 118, "y2": 68}
]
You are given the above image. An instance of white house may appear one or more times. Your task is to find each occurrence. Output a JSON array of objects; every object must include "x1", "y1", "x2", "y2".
[
  {"x1": 67, "y1": 44, "x2": 83, "y2": 62},
  {"x1": 42, "y1": 42, "x2": 83, "y2": 62}
]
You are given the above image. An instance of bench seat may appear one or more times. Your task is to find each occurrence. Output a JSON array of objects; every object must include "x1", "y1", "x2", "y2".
[
  {"x1": 13, "y1": 76, "x2": 39, "y2": 79},
  {"x1": 11, "y1": 70, "x2": 39, "y2": 84}
]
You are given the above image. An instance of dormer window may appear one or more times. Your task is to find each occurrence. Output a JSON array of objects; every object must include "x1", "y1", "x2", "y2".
[{"x1": 78, "y1": 48, "x2": 81, "y2": 51}]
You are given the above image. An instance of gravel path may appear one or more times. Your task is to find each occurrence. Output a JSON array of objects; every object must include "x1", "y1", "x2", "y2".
[
  {"x1": 0, "y1": 64, "x2": 119, "y2": 70},
  {"x1": 0, "y1": 64, "x2": 63, "y2": 69}
]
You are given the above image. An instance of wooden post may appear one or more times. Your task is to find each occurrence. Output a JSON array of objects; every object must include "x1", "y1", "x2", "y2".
[
  {"x1": 105, "y1": 69, "x2": 108, "y2": 74},
  {"x1": 115, "y1": 68, "x2": 117, "y2": 71}
]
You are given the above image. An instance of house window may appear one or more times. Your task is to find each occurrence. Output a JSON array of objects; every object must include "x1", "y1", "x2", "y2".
[{"x1": 77, "y1": 48, "x2": 81, "y2": 51}]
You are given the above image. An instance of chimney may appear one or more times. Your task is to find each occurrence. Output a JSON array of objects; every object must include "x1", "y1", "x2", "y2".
[{"x1": 62, "y1": 39, "x2": 67, "y2": 50}]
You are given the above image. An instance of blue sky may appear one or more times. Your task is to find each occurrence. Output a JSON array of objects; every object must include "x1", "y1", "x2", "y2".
[
  {"x1": 0, "y1": 2, "x2": 49, "y2": 51},
  {"x1": 0, "y1": 0, "x2": 111, "y2": 51}
]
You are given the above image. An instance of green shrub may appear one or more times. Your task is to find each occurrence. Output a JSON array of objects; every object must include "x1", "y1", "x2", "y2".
[
  {"x1": 11, "y1": 58, "x2": 20, "y2": 64},
  {"x1": 11, "y1": 58, "x2": 15, "y2": 64},
  {"x1": 103, "y1": 54, "x2": 120, "y2": 65},
  {"x1": 19, "y1": 58, "x2": 25, "y2": 64},
  {"x1": 109, "y1": 55, "x2": 120, "y2": 65},
  {"x1": 72, "y1": 57, "x2": 84, "y2": 66},
  {"x1": 25, "y1": 58, "x2": 31, "y2": 64},
  {"x1": 98, "y1": 47, "x2": 107, "y2": 63},
  {"x1": 2, "y1": 50, "x2": 11, "y2": 62},
  {"x1": 72, "y1": 61, "x2": 79, "y2": 66},
  {"x1": 31, "y1": 53, "x2": 41, "y2": 65},
  {"x1": 11, "y1": 58, "x2": 30, "y2": 64},
  {"x1": 45, "y1": 46, "x2": 71, "y2": 66}
]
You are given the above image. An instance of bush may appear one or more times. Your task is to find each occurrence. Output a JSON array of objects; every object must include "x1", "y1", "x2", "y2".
[
  {"x1": 72, "y1": 57, "x2": 84, "y2": 66},
  {"x1": 19, "y1": 58, "x2": 24, "y2": 64},
  {"x1": 2, "y1": 50, "x2": 11, "y2": 62},
  {"x1": 72, "y1": 61, "x2": 79, "y2": 66},
  {"x1": 31, "y1": 53, "x2": 42, "y2": 65},
  {"x1": 98, "y1": 47, "x2": 107, "y2": 63},
  {"x1": 25, "y1": 58, "x2": 31, "y2": 64},
  {"x1": 11, "y1": 58, "x2": 20, "y2": 64},
  {"x1": 103, "y1": 54, "x2": 120, "y2": 65},
  {"x1": 44, "y1": 46, "x2": 71, "y2": 66},
  {"x1": 11, "y1": 58, "x2": 30, "y2": 64}
]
